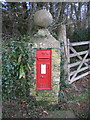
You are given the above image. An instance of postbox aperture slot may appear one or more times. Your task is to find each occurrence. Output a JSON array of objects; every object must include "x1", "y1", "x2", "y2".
[{"x1": 37, "y1": 58, "x2": 49, "y2": 60}]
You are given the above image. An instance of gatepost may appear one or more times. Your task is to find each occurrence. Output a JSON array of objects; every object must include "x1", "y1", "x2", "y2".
[{"x1": 29, "y1": 10, "x2": 60, "y2": 105}]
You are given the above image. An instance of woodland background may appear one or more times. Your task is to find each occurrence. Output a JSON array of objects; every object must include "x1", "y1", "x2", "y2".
[{"x1": 2, "y1": 2, "x2": 89, "y2": 39}]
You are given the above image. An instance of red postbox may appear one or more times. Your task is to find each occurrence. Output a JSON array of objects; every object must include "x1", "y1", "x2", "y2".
[{"x1": 36, "y1": 49, "x2": 52, "y2": 89}]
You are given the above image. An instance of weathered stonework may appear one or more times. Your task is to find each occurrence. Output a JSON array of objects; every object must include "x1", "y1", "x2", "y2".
[
  {"x1": 34, "y1": 10, "x2": 53, "y2": 28},
  {"x1": 29, "y1": 10, "x2": 60, "y2": 105},
  {"x1": 29, "y1": 28, "x2": 60, "y2": 105},
  {"x1": 32, "y1": 29, "x2": 60, "y2": 49},
  {"x1": 30, "y1": 49, "x2": 60, "y2": 105}
]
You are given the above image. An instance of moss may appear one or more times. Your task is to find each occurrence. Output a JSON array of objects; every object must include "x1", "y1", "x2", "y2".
[{"x1": 30, "y1": 49, "x2": 60, "y2": 104}]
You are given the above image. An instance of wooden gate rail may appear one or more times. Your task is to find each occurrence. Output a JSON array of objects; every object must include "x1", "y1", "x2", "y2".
[{"x1": 67, "y1": 40, "x2": 90, "y2": 84}]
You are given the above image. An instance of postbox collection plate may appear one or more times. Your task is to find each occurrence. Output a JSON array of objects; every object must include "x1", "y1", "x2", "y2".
[
  {"x1": 36, "y1": 49, "x2": 52, "y2": 89},
  {"x1": 41, "y1": 64, "x2": 46, "y2": 74}
]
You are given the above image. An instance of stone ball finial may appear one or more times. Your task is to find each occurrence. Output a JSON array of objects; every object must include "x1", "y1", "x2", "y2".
[{"x1": 34, "y1": 10, "x2": 53, "y2": 28}]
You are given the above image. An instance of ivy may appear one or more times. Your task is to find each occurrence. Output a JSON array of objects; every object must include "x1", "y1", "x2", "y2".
[
  {"x1": 59, "y1": 40, "x2": 67, "y2": 88},
  {"x1": 70, "y1": 28, "x2": 89, "y2": 42},
  {"x1": 2, "y1": 35, "x2": 35, "y2": 101}
]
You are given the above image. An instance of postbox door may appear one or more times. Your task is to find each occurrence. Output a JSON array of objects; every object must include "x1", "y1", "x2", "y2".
[{"x1": 36, "y1": 49, "x2": 52, "y2": 89}]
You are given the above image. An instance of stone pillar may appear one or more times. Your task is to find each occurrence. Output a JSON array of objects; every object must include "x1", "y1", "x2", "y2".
[{"x1": 29, "y1": 10, "x2": 60, "y2": 105}]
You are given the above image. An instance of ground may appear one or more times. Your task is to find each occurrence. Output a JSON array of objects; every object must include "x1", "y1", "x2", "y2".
[
  {"x1": 2, "y1": 75, "x2": 89, "y2": 118},
  {"x1": 59, "y1": 75, "x2": 89, "y2": 118}
]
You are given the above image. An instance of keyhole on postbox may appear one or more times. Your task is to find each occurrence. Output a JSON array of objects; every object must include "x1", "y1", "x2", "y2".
[{"x1": 40, "y1": 75, "x2": 44, "y2": 78}]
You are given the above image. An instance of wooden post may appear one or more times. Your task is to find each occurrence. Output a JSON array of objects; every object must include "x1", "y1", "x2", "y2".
[
  {"x1": 89, "y1": 42, "x2": 90, "y2": 71},
  {"x1": 67, "y1": 39, "x2": 70, "y2": 83},
  {"x1": 58, "y1": 24, "x2": 68, "y2": 103},
  {"x1": 58, "y1": 25, "x2": 68, "y2": 58},
  {"x1": 89, "y1": 42, "x2": 90, "y2": 56},
  {"x1": 58, "y1": 24, "x2": 68, "y2": 84}
]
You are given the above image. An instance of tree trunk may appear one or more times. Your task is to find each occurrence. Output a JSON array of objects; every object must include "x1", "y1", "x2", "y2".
[
  {"x1": 87, "y1": 1, "x2": 90, "y2": 28},
  {"x1": 58, "y1": 24, "x2": 68, "y2": 58},
  {"x1": 58, "y1": 25, "x2": 69, "y2": 103},
  {"x1": 58, "y1": 25, "x2": 68, "y2": 83},
  {"x1": 27, "y1": 3, "x2": 36, "y2": 34}
]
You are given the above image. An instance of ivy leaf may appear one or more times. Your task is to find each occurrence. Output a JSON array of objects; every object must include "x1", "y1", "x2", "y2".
[
  {"x1": 19, "y1": 65, "x2": 25, "y2": 79},
  {"x1": 25, "y1": 64, "x2": 29, "y2": 71},
  {"x1": 18, "y1": 54, "x2": 22, "y2": 64},
  {"x1": 22, "y1": 72, "x2": 25, "y2": 79},
  {"x1": 19, "y1": 46, "x2": 24, "y2": 53},
  {"x1": 27, "y1": 63, "x2": 31, "y2": 70}
]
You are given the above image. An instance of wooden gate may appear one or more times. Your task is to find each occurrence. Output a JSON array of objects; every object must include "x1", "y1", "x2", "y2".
[{"x1": 67, "y1": 40, "x2": 90, "y2": 84}]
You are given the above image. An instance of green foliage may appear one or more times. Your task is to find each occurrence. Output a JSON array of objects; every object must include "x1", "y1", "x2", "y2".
[
  {"x1": 2, "y1": 35, "x2": 34, "y2": 101},
  {"x1": 70, "y1": 28, "x2": 89, "y2": 52},
  {"x1": 58, "y1": 40, "x2": 70, "y2": 103},
  {"x1": 51, "y1": 32, "x2": 59, "y2": 40},
  {"x1": 33, "y1": 34, "x2": 47, "y2": 38},
  {"x1": 70, "y1": 28, "x2": 90, "y2": 42},
  {"x1": 60, "y1": 41, "x2": 67, "y2": 88}
]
